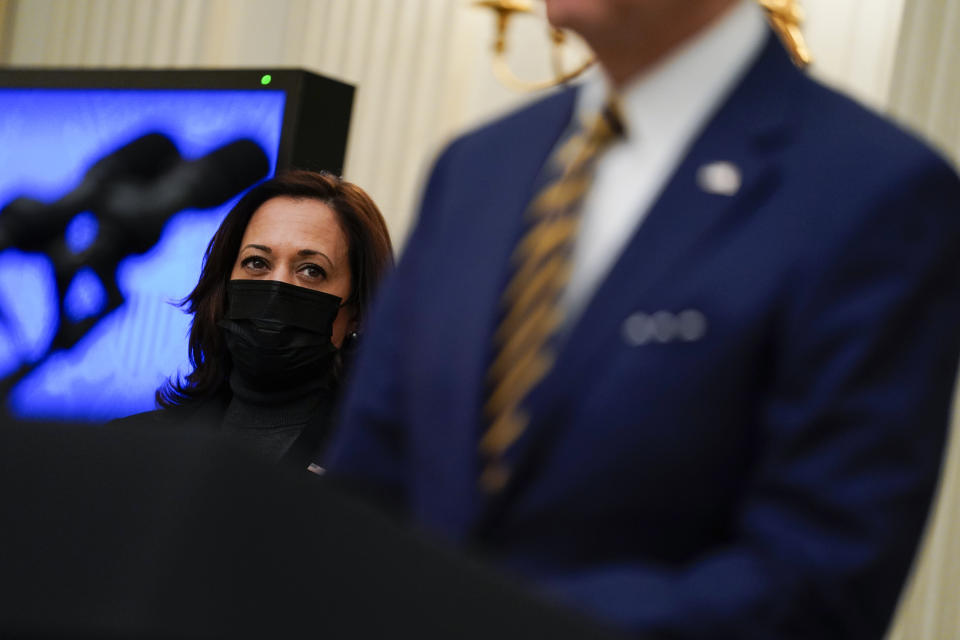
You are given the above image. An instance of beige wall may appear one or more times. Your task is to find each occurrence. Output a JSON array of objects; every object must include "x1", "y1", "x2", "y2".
[
  {"x1": 889, "y1": 0, "x2": 960, "y2": 168},
  {"x1": 0, "y1": 0, "x2": 13, "y2": 61},
  {"x1": 2, "y1": 1, "x2": 959, "y2": 637},
  {"x1": 802, "y1": 0, "x2": 907, "y2": 110}
]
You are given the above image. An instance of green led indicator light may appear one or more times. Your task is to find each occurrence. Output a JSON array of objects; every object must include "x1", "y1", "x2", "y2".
[{"x1": 260, "y1": 74, "x2": 272, "y2": 86}]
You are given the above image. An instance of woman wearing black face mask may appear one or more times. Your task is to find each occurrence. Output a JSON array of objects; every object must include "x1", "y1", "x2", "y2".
[{"x1": 113, "y1": 170, "x2": 393, "y2": 468}]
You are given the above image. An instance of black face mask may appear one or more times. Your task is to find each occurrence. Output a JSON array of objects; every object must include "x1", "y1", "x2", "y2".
[{"x1": 218, "y1": 280, "x2": 343, "y2": 392}]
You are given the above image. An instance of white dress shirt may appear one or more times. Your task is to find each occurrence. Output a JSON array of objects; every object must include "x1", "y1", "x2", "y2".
[{"x1": 561, "y1": 0, "x2": 769, "y2": 322}]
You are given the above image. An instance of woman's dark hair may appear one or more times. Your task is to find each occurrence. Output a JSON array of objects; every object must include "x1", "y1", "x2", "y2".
[{"x1": 157, "y1": 169, "x2": 394, "y2": 408}]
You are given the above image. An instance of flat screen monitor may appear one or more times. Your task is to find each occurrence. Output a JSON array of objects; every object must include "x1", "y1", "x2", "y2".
[{"x1": 0, "y1": 69, "x2": 354, "y2": 422}]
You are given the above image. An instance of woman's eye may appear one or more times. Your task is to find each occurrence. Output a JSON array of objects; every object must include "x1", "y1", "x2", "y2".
[
  {"x1": 299, "y1": 264, "x2": 326, "y2": 279},
  {"x1": 241, "y1": 256, "x2": 268, "y2": 271}
]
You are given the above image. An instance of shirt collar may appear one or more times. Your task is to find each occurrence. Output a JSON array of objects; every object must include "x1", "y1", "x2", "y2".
[{"x1": 575, "y1": 0, "x2": 769, "y2": 148}]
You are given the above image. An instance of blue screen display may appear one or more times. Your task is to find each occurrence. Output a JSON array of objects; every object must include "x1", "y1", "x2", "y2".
[{"x1": 0, "y1": 88, "x2": 286, "y2": 421}]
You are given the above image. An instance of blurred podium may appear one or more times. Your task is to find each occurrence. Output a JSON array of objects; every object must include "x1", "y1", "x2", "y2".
[{"x1": 0, "y1": 423, "x2": 625, "y2": 639}]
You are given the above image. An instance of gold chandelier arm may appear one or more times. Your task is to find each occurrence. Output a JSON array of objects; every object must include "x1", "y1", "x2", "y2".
[
  {"x1": 491, "y1": 47, "x2": 595, "y2": 92},
  {"x1": 759, "y1": 0, "x2": 813, "y2": 67},
  {"x1": 549, "y1": 28, "x2": 566, "y2": 79}
]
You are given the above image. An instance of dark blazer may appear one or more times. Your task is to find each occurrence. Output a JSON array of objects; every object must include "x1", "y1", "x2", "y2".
[{"x1": 327, "y1": 33, "x2": 960, "y2": 639}]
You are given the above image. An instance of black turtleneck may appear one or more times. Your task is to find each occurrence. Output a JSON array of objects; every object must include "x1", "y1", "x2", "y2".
[{"x1": 219, "y1": 369, "x2": 334, "y2": 464}]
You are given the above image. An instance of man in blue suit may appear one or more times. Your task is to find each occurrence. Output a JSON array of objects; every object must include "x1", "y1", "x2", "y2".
[{"x1": 327, "y1": 0, "x2": 960, "y2": 637}]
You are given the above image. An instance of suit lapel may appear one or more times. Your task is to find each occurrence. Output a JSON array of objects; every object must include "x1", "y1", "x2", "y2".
[{"x1": 477, "y1": 34, "x2": 806, "y2": 526}]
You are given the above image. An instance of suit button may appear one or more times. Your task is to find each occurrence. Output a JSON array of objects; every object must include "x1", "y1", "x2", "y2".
[{"x1": 479, "y1": 462, "x2": 511, "y2": 493}]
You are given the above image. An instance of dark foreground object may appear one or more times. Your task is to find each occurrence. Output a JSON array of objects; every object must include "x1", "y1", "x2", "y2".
[{"x1": 0, "y1": 422, "x2": 624, "y2": 640}]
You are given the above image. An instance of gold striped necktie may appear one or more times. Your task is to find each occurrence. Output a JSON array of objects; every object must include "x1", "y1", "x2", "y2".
[{"x1": 480, "y1": 98, "x2": 625, "y2": 493}]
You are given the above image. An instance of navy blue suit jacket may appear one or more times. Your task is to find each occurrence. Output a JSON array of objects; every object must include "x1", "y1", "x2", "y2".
[{"x1": 327, "y1": 35, "x2": 960, "y2": 639}]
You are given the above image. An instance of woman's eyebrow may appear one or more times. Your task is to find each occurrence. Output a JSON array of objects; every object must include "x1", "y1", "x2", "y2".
[
  {"x1": 240, "y1": 243, "x2": 271, "y2": 253},
  {"x1": 297, "y1": 248, "x2": 333, "y2": 268}
]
